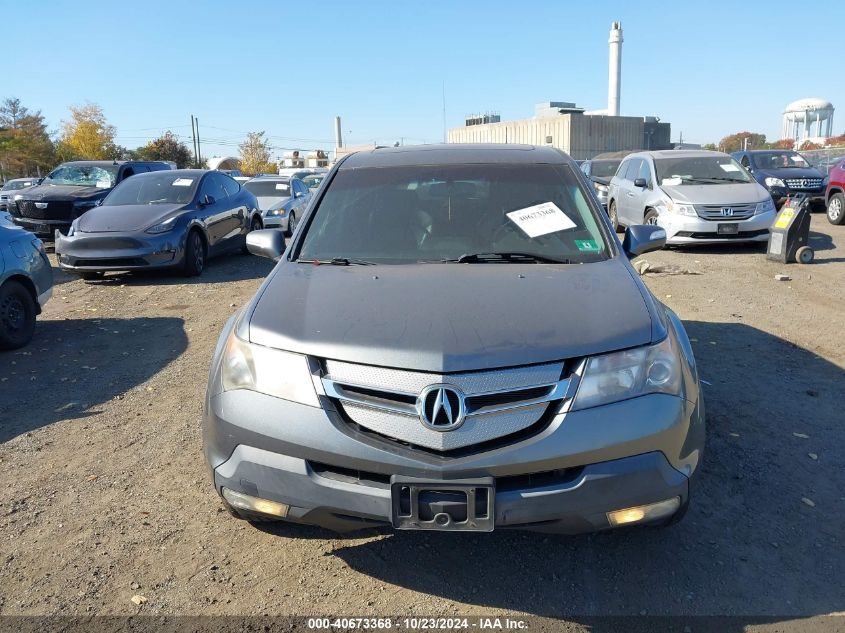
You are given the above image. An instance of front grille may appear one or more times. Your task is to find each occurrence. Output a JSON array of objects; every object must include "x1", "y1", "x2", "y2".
[
  {"x1": 785, "y1": 178, "x2": 823, "y2": 190},
  {"x1": 71, "y1": 258, "x2": 148, "y2": 268},
  {"x1": 321, "y1": 359, "x2": 577, "y2": 452},
  {"x1": 16, "y1": 199, "x2": 74, "y2": 221},
  {"x1": 675, "y1": 229, "x2": 769, "y2": 240},
  {"x1": 694, "y1": 203, "x2": 756, "y2": 221}
]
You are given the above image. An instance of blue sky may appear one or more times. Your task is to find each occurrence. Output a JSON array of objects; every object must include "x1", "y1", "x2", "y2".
[{"x1": 5, "y1": 0, "x2": 843, "y2": 158}]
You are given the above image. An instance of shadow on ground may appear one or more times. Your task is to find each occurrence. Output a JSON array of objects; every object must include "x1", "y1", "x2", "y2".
[
  {"x1": 255, "y1": 321, "x2": 844, "y2": 624},
  {"x1": 0, "y1": 316, "x2": 187, "y2": 441}
]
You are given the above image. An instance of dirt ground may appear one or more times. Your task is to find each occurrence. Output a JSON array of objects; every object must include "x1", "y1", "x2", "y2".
[{"x1": 1, "y1": 216, "x2": 843, "y2": 628}]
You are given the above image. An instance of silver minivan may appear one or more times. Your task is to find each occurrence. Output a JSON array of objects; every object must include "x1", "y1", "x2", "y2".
[{"x1": 607, "y1": 150, "x2": 776, "y2": 245}]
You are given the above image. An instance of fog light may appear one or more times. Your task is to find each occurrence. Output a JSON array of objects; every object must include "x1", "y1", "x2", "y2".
[
  {"x1": 222, "y1": 487, "x2": 289, "y2": 518},
  {"x1": 606, "y1": 497, "x2": 680, "y2": 527}
]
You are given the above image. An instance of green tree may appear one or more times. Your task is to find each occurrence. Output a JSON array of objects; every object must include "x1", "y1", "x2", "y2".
[
  {"x1": 0, "y1": 98, "x2": 56, "y2": 179},
  {"x1": 136, "y1": 131, "x2": 192, "y2": 167},
  {"x1": 56, "y1": 103, "x2": 118, "y2": 160},
  {"x1": 718, "y1": 131, "x2": 768, "y2": 153},
  {"x1": 238, "y1": 131, "x2": 276, "y2": 175}
]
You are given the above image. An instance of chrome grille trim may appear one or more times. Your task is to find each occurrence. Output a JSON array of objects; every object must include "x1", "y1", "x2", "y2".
[
  {"x1": 694, "y1": 203, "x2": 756, "y2": 221},
  {"x1": 321, "y1": 359, "x2": 577, "y2": 451},
  {"x1": 785, "y1": 178, "x2": 823, "y2": 189}
]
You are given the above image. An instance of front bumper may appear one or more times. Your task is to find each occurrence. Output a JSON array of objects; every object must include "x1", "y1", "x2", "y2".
[
  {"x1": 204, "y1": 389, "x2": 703, "y2": 534},
  {"x1": 54, "y1": 231, "x2": 181, "y2": 272},
  {"x1": 768, "y1": 187, "x2": 825, "y2": 207},
  {"x1": 657, "y1": 209, "x2": 776, "y2": 245},
  {"x1": 12, "y1": 217, "x2": 71, "y2": 239},
  {"x1": 262, "y1": 211, "x2": 289, "y2": 231}
]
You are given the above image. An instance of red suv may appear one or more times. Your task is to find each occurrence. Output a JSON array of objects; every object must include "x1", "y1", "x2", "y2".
[{"x1": 825, "y1": 159, "x2": 845, "y2": 224}]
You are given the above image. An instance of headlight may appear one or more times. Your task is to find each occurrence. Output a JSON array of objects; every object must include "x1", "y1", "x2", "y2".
[
  {"x1": 594, "y1": 183, "x2": 609, "y2": 193},
  {"x1": 145, "y1": 216, "x2": 178, "y2": 234},
  {"x1": 67, "y1": 219, "x2": 79, "y2": 236},
  {"x1": 221, "y1": 330, "x2": 319, "y2": 407},
  {"x1": 73, "y1": 200, "x2": 97, "y2": 211},
  {"x1": 822, "y1": 175, "x2": 829, "y2": 186},
  {"x1": 267, "y1": 207, "x2": 286, "y2": 217},
  {"x1": 571, "y1": 336, "x2": 682, "y2": 411},
  {"x1": 764, "y1": 177, "x2": 785, "y2": 188},
  {"x1": 755, "y1": 198, "x2": 776, "y2": 215},
  {"x1": 661, "y1": 198, "x2": 697, "y2": 217}
]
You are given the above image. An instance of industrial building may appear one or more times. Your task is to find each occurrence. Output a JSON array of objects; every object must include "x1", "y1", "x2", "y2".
[{"x1": 448, "y1": 22, "x2": 672, "y2": 160}]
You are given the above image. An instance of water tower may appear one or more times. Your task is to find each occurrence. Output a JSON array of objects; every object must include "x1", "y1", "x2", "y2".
[{"x1": 782, "y1": 98, "x2": 834, "y2": 142}]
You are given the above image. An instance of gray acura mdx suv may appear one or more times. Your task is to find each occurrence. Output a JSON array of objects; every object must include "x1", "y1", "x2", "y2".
[{"x1": 203, "y1": 144, "x2": 704, "y2": 534}]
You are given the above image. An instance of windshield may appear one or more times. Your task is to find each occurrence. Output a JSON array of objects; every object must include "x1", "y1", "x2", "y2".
[
  {"x1": 243, "y1": 180, "x2": 291, "y2": 197},
  {"x1": 753, "y1": 152, "x2": 810, "y2": 170},
  {"x1": 2, "y1": 180, "x2": 35, "y2": 191},
  {"x1": 297, "y1": 164, "x2": 609, "y2": 265},
  {"x1": 103, "y1": 172, "x2": 198, "y2": 206},
  {"x1": 654, "y1": 156, "x2": 752, "y2": 186},
  {"x1": 45, "y1": 163, "x2": 118, "y2": 188},
  {"x1": 590, "y1": 160, "x2": 621, "y2": 178}
]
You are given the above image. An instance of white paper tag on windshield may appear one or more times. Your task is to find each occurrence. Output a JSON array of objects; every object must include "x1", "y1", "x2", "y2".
[
  {"x1": 173, "y1": 178, "x2": 193, "y2": 187},
  {"x1": 275, "y1": 183, "x2": 289, "y2": 190},
  {"x1": 506, "y1": 202, "x2": 576, "y2": 238},
  {"x1": 95, "y1": 180, "x2": 111, "y2": 189},
  {"x1": 720, "y1": 164, "x2": 740, "y2": 172},
  {"x1": 662, "y1": 177, "x2": 682, "y2": 186}
]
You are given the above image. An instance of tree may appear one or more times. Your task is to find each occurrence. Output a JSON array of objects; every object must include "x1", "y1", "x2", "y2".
[
  {"x1": 56, "y1": 103, "x2": 118, "y2": 160},
  {"x1": 770, "y1": 139, "x2": 795, "y2": 150},
  {"x1": 718, "y1": 131, "x2": 768, "y2": 153},
  {"x1": 824, "y1": 134, "x2": 845, "y2": 148},
  {"x1": 701, "y1": 143, "x2": 718, "y2": 151},
  {"x1": 799, "y1": 140, "x2": 822, "y2": 151},
  {"x1": 136, "y1": 131, "x2": 192, "y2": 167},
  {"x1": 238, "y1": 131, "x2": 276, "y2": 175},
  {"x1": 0, "y1": 98, "x2": 56, "y2": 179}
]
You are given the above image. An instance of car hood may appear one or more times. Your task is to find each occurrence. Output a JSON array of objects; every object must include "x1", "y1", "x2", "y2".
[
  {"x1": 16, "y1": 183, "x2": 109, "y2": 202},
  {"x1": 661, "y1": 181, "x2": 768, "y2": 205},
  {"x1": 248, "y1": 258, "x2": 655, "y2": 372},
  {"x1": 755, "y1": 167, "x2": 825, "y2": 179},
  {"x1": 256, "y1": 195, "x2": 290, "y2": 211},
  {"x1": 591, "y1": 176, "x2": 612, "y2": 186},
  {"x1": 77, "y1": 203, "x2": 184, "y2": 233}
]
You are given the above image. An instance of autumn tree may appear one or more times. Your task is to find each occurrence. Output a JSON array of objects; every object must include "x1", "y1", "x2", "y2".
[
  {"x1": 238, "y1": 131, "x2": 276, "y2": 176},
  {"x1": 770, "y1": 139, "x2": 795, "y2": 150},
  {"x1": 136, "y1": 131, "x2": 192, "y2": 167},
  {"x1": 718, "y1": 131, "x2": 768, "y2": 153},
  {"x1": 826, "y1": 134, "x2": 845, "y2": 148},
  {"x1": 56, "y1": 103, "x2": 118, "y2": 160},
  {"x1": 0, "y1": 98, "x2": 56, "y2": 179},
  {"x1": 799, "y1": 140, "x2": 822, "y2": 151}
]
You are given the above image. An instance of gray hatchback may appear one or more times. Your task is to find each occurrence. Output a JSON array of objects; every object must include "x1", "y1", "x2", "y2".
[{"x1": 203, "y1": 144, "x2": 704, "y2": 534}]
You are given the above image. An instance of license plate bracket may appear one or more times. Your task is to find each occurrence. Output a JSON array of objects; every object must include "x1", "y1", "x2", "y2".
[
  {"x1": 390, "y1": 476, "x2": 495, "y2": 531},
  {"x1": 717, "y1": 223, "x2": 739, "y2": 235}
]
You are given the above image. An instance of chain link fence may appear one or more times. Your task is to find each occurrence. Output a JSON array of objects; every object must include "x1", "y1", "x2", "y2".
[{"x1": 800, "y1": 148, "x2": 845, "y2": 173}]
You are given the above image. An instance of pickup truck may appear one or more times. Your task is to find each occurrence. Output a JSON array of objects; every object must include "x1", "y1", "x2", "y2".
[{"x1": 11, "y1": 160, "x2": 173, "y2": 239}]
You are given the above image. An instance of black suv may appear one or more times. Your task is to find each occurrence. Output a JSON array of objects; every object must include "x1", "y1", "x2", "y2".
[{"x1": 11, "y1": 160, "x2": 173, "y2": 238}]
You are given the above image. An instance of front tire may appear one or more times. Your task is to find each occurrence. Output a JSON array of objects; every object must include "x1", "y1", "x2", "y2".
[
  {"x1": 644, "y1": 208, "x2": 659, "y2": 225},
  {"x1": 183, "y1": 229, "x2": 206, "y2": 277},
  {"x1": 608, "y1": 200, "x2": 620, "y2": 232},
  {"x1": 0, "y1": 280, "x2": 36, "y2": 350},
  {"x1": 286, "y1": 212, "x2": 296, "y2": 237},
  {"x1": 827, "y1": 192, "x2": 845, "y2": 225}
]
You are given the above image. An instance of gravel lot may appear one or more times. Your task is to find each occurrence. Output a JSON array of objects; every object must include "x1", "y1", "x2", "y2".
[{"x1": 1, "y1": 216, "x2": 843, "y2": 628}]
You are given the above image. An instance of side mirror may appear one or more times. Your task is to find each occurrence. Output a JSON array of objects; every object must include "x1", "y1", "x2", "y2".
[
  {"x1": 246, "y1": 229, "x2": 286, "y2": 261},
  {"x1": 199, "y1": 194, "x2": 215, "y2": 207},
  {"x1": 633, "y1": 178, "x2": 647, "y2": 188},
  {"x1": 622, "y1": 224, "x2": 666, "y2": 259}
]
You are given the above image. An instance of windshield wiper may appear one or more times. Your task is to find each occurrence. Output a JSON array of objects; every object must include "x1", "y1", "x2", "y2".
[
  {"x1": 443, "y1": 252, "x2": 572, "y2": 264},
  {"x1": 296, "y1": 257, "x2": 375, "y2": 266}
]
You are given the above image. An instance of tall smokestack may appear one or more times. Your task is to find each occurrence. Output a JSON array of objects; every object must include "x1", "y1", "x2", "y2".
[
  {"x1": 334, "y1": 116, "x2": 343, "y2": 150},
  {"x1": 608, "y1": 21, "x2": 623, "y2": 117}
]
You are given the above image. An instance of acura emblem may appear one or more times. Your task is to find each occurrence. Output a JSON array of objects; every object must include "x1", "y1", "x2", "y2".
[
  {"x1": 34, "y1": 202, "x2": 48, "y2": 209},
  {"x1": 720, "y1": 207, "x2": 734, "y2": 217},
  {"x1": 418, "y1": 384, "x2": 465, "y2": 431}
]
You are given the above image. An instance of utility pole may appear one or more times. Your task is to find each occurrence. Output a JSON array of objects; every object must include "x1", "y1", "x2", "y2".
[
  {"x1": 196, "y1": 118, "x2": 202, "y2": 167},
  {"x1": 191, "y1": 115, "x2": 198, "y2": 167}
]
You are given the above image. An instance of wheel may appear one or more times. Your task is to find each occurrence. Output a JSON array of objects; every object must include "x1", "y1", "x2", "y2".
[
  {"x1": 0, "y1": 280, "x2": 36, "y2": 350},
  {"x1": 796, "y1": 246, "x2": 815, "y2": 264},
  {"x1": 79, "y1": 272, "x2": 104, "y2": 281},
  {"x1": 242, "y1": 215, "x2": 262, "y2": 254},
  {"x1": 608, "y1": 200, "x2": 620, "y2": 232},
  {"x1": 183, "y1": 229, "x2": 206, "y2": 277},
  {"x1": 827, "y1": 192, "x2": 845, "y2": 225},
  {"x1": 644, "y1": 208, "x2": 659, "y2": 225},
  {"x1": 286, "y1": 212, "x2": 297, "y2": 237}
]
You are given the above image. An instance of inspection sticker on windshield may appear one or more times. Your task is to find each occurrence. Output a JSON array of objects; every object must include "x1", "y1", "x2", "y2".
[
  {"x1": 575, "y1": 239, "x2": 600, "y2": 252},
  {"x1": 173, "y1": 178, "x2": 193, "y2": 187},
  {"x1": 275, "y1": 184, "x2": 289, "y2": 190},
  {"x1": 506, "y1": 202, "x2": 576, "y2": 238},
  {"x1": 720, "y1": 164, "x2": 740, "y2": 172},
  {"x1": 95, "y1": 180, "x2": 111, "y2": 189}
]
